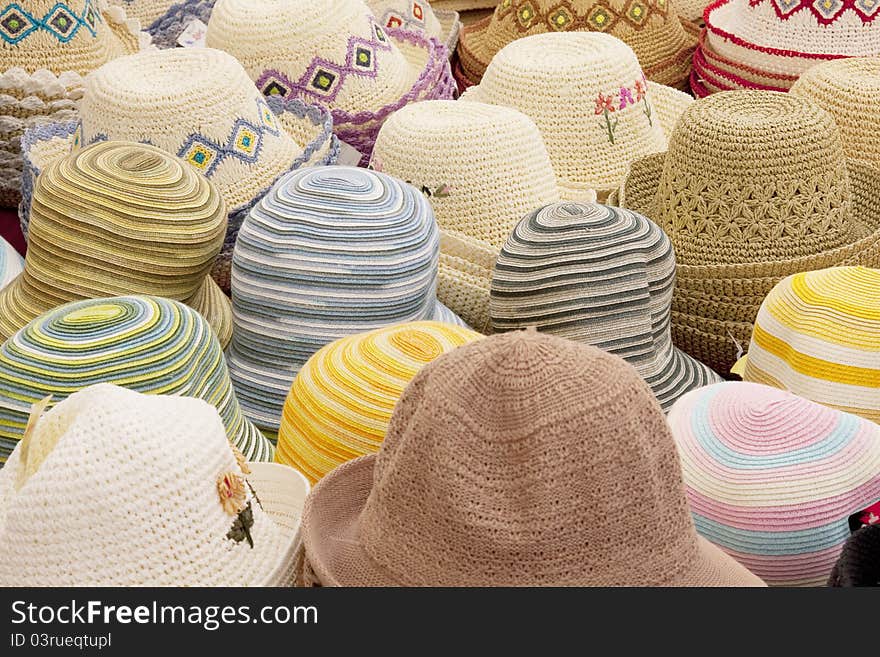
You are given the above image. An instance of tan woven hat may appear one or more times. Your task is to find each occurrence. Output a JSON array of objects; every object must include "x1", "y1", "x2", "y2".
[
  {"x1": 108, "y1": 0, "x2": 177, "y2": 25},
  {"x1": 294, "y1": 330, "x2": 765, "y2": 586},
  {"x1": 617, "y1": 90, "x2": 880, "y2": 374},
  {"x1": 0, "y1": 141, "x2": 232, "y2": 345},
  {"x1": 433, "y1": 0, "x2": 498, "y2": 9},
  {"x1": 367, "y1": 0, "x2": 462, "y2": 53}
]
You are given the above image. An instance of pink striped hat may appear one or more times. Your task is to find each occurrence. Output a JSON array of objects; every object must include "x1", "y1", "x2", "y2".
[{"x1": 667, "y1": 381, "x2": 880, "y2": 586}]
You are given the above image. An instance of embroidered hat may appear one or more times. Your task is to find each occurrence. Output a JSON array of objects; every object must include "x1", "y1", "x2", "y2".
[
  {"x1": 0, "y1": 295, "x2": 273, "y2": 464},
  {"x1": 617, "y1": 90, "x2": 880, "y2": 374},
  {"x1": 828, "y1": 524, "x2": 880, "y2": 586},
  {"x1": 18, "y1": 47, "x2": 338, "y2": 292},
  {"x1": 368, "y1": 0, "x2": 462, "y2": 54},
  {"x1": 460, "y1": 32, "x2": 692, "y2": 199},
  {"x1": 738, "y1": 267, "x2": 880, "y2": 423},
  {"x1": 667, "y1": 381, "x2": 880, "y2": 586},
  {"x1": 227, "y1": 165, "x2": 465, "y2": 435},
  {"x1": 295, "y1": 330, "x2": 765, "y2": 586},
  {"x1": 0, "y1": 141, "x2": 232, "y2": 345},
  {"x1": 0, "y1": 384, "x2": 309, "y2": 586},
  {"x1": 456, "y1": 0, "x2": 699, "y2": 91},
  {"x1": 0, "y1": 236, "x2": 23, "y2": 292},
  {"x1": 491, "y1": 203, "x2": 719, "y2": 411},
  {"x1": 204, "y1": 0, "x2": 455, "y2": 166},
  {"x1": 276, "y1": 321, "x2": 481, "y2": 484}
]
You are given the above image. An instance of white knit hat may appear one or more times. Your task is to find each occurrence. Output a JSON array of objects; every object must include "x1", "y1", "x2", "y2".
[{"x1": 0, "y1": 383, "x2": 310, "y2": 586}]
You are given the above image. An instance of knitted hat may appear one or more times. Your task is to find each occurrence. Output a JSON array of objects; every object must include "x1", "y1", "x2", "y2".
[
  {"x1": 17, "y1": 47, "x2": 338, "y2": 292},
  {"x1": 0, "y1": 141, "x2": 232, "y2": 345},
  {"x1": 617, "y1": 91, "x2": 880, "y2": 374},
  {"x1": 205, "y1": 0, "x2": 455, "y2": 166},
  {"x1": 828, "y1": 524, "x2": 880, "y2": 586},
  {"x1": 227, "y1": 166, "x2": 466, "y2": 435},
  {"x1": 0, "y1": 236, "x2": 23, "y2": 291},
  {"x1": 675, "y1": 0, "x2": 707, "y2": 21},
  {"x1": 456, "y1": 0, "x2": 699, "y2": 90},
  {"x1": 491, "y1": 203, "x2": 719, "y2": 410},
  {"x1": 739, "y1": 268, "x2": 880, "y2": 423},
  {"x1": 109, "y1": 0, "x2": 177, "y2": 25},
  {"x1": 276, "y1": 321, "x2": 481, "y2": 484},
  {"x1": 0, "y1": 295, "x2": 273, "y2": 464},
  {"x1": 0, "y1": 383, "x2": 309, "y2": 586},
  {"x1": 460, "y1": 32, "x2": 693, "y2": 199},
  {"x1": 367, "y1": 0, "x2": 462, "y2": 54},
  {"x1": 295, "y1": 330, "x2": 765, "y2": 586},
  {"x1": 667, "y1": 381, "x2": 880, "y2": 586}
]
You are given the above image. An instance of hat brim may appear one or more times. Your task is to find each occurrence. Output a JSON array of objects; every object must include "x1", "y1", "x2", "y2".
[
  {"x1": 102, "y1": 6, "x2": 147, "y2": 59},
  {"x1": 435, "y1": 9, "x2": 462, "y2": 55},
  {"x1": 648, "y1": 345, "x2": 723, "y2": 411}
]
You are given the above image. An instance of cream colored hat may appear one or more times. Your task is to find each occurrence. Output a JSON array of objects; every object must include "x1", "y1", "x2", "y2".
[
  {"x1": 461, "y1": 32, "x2": 692, "y2": 199},
  {"x1": 0, "y1": 384, "x2": 309, "y2": 586},
  {"x1": 367, "y1": 0, "x2": 462, "y2": 53},
  {"x1": 370, "y1": 99, "x2": 597, "y2": 331},
  {"x1": 109, "y1": 0, "x2": 176, "y2": 25}
]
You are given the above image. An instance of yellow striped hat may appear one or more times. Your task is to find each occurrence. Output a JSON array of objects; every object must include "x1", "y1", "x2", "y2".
[
  {"x1": 275, "y1": 320, "x2": 481, "y2": 483},
  {"x1": 740, "y1": 267, "x2": 880, "y2": 423}
]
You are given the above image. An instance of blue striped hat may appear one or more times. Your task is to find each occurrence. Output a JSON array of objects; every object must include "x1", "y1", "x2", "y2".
[{"x1": 227, "y1": 165, "x2": 464, "y2": 433}]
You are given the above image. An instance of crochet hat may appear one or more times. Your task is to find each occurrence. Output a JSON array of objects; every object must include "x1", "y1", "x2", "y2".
[
  {"x1": 828, "y1": 524, "x2": 880, "y2": 586},
  {"x1": 18, "y1": 47, "x2": 338, "y2": 292},
  {"x1": 460, "y1": 32, "x2": 692, "y2": 199},
  {"x1": 618, "y1": 91, "x2": 880, "y2": 374},
  {"x1": 739, "y1": 267, "x2": 880, "y2": 423},
  {"x1": 491, "y1": 203, "x2": 719, "y2": 411},
  {"x1": 205, "y1": 0, "x2": 455, "y2": 166},
  {"x1": 109, "y1": 0, "x2": 177, "y2": 25},
  {"x1": 0, "y1": 236, "x2": 23, "y2": 291},
  {"x1": 295, "y1": 330, "x2": 765, "y2": 586},
  {"x1": 227, "y1": 166, "x2": 466, "y2": 435},
  {"x1": 456, "y1": 0, "x2": 699, "y2": 90},
  {"x1": 0, "y1": 384, "x2": 309, "y2": 586},
  {"x1": 0, "y1": 295, "x2": 273, "y2": 464},
  {"x1": 368, "y1": 0, "x2": 462, "y2": 54},
  {"x1": 0, "y1": 141, "x2": 232, "y2": 345},
  {"x1": 667, "y1": 381, "x2": 880, "y2": 586},
  {"x1": 276, "y1": 321, "x2": 481, "y2": 484}
]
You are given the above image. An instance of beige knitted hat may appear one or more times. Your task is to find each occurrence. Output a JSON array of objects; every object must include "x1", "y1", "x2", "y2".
[
  {"x1": 461, "y1": 32, "x2": 692, "y2": 199},
  {"x1": 108, "y1": 0, "x2": 176, "y2": 25},
  {"x1": 0, "y1": 384, "x2": 309, "y2": 586},
  {"x1": 294, "y1": 330, "x2": 765, "y2": 586},
  {"x1": 367, "y1": 0, "x2": 462, "y2": 53}
]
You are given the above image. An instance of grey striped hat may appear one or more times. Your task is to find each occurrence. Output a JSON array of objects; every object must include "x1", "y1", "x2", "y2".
[
  {"x1": 490, "y1": 203, "x2": 719, "y2": 411},
  {"x1": 227, "y1": 165, "x2": 465, "y2": 434}
]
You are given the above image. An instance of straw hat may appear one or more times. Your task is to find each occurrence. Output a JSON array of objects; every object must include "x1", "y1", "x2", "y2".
[
  {"x1": 295, "y1": 330, "x2": 765, "y2": 586},
  {"x1": 456, "y1": 0, "x2": 699, "y2": 90},
  {"x1": 0, "y1": 236, "x2": 23, "y2": 291},
  {"x1": 0, "y1": 295, "x2": 273, "y2": 464},
  {"x1": 227, "y1": 165, "x2": 466, "y2": 435},
  {"x1": 460, "y1": 32, "x2": 692, "y2": 199},
  {"x1": 0, "y1": 141, "x2": 232, "y2": 345},
  {"x1": 0, "y1": 384, "x2": 309, "y2": 586},
  {"x1": 367, "y1": 0, "x2": 462, "y2": 53},
  {"x1": 108, "y1": 0, "x2": 177, "y2": 25},
  {"x1": 433, "y1": 0, "x2": 498, "y2": 9},
  {"x1": 18, "y1": 47, "x2": 338, "y2": 292},
  {"x1": 668, "y1": 381, "x2": 880, "y2": 586},
  {"x1": 617, "y1": 91, "x2": 880, "y2": 374},
  {"x1": 738, "y1": 268, "x2": 880, "y2": 423},
  {"x1": 828, "y1": 525, "x2": 880, "y2": 587},
  {"x1": 676, "y1": 0, "x2": 707, "y2": 21},
  {"x1": 205, "y1": 0, "x2": 455, "y2": 166},
  {"x1": 276, "y1": 321, "x2": 481, "y2": 484}
]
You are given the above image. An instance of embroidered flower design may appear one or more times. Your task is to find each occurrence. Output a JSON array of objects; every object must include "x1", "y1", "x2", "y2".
[
  {"x1": 638, "y1": 74, "x2": 653, "y2": 127},
  {"x1": 595, "y1": 92, "x2": 619, "y2": 144},
  {"x1": 227, "y1": 502, "x2": 255, "y2": 548},
  {"x1": 634, "y1": 78, "x2": 646, "y2": 102},
  {"x1": 217, "y1": 472, "x2": 247, "y2": 515},
  {"x1": 618, "y1": 86, "x2": 635, "y2": 110}
]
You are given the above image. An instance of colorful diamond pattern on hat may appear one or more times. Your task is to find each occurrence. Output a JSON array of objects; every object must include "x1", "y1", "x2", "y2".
[
  {"x1": 495, "y1": 0, "x2": 669, "y2": 34},
  {"x1": 378, "y1": 1, "x2": 428, "y2": 30},
  {"x1": 0, "y1": 1, "x2": 101, "y2": 45},
  {"x1": 756, "y1": 0, "x2": 880, "y2": 23}
]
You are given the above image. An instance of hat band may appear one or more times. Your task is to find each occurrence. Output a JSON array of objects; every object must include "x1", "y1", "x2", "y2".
[{"x1": 0, "y1": 0, "x2": 101, "y2": 45}]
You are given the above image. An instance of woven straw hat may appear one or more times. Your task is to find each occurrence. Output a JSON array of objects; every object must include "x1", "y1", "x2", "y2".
[
  {"x1": 460, "y1": 32, "x2": 692, "y2": 199},
  {"x1": 739, "y1": 268, "x2": 880, "y2": 423},
  {"x1": 0, "y1": 236, "x2": 23, "y2": 291},
  {"x1": 276, "y1": 321, "x2": 481, "y2": 484},
  {"x1": 0, "y1": 141, "x2": 232, "y2": 345},
  {"x1": 205, "y1": 0, "x2": 455, "y2": 165},
  {"x1": 368, "y1": 0, "x2": 462, "y2": 53},
  {"x1": 828, "y1": 525, "x2": 880, "y2": 586},
  {"x1": 456, "y1": 0, "x2": 699, "y2": 90},
  {"x1": 109, "y1": 0, "x2": 177, "y2": 25},
  {"x1": 617, "y1": 91, "x2": 880, "y2": 374},
  {"x1": 0, "y1": 295, "x2": 273, "y2": 464},
  {"x1": 676, "y1": 0, "x2": 707, "y2": 20},
  {"x1": 491, "y1": 203, "x2": 720, "y2": 411},
  {"x1": 227, "y1": 166, "x2": 466, "y2": 435},
  {"x1": 295, "y1": 330, "x2": 765, "y2": 586},
  {"x1": 0, "y1": 383, "x2": 309, "y2": 586},
  {"x1": 668, "y1": 381, "x2": 880, "y2": 586},
  {"x1": 433, "y1": 0, "x2": 498, "y2": 9}
]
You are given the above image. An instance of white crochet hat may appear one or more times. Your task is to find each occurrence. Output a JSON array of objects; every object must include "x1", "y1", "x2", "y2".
[
  {"x1": 108, "y1": 0, "x2": 178, "y2": 25},
  {"x1": 367, "y1": 0, "x2": 462, "y2": 53},
  {"x1": 0, "y1": 384, "x2": 310, "y2": 586}
]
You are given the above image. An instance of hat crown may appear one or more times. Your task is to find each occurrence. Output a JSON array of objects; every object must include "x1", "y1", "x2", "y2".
[
  {"x1": 357, "y1": 330, "x2": 701, "y2": 585},
  {"x1": 368, "y1": 0, "x2": 443, "y2": 36}
]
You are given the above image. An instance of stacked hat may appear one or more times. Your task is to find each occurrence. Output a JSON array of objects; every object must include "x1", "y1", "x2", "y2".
[
  {"x1": 276, "y1": 321, "x2": 481, "y2": 484},
  {"x1": 368, "y1": 0, "x2": 462, "y2": 54},
  {"x1": 0, "y1": 141, "x2": 232, "y2": 345},
  {"x1": 0, "y1": 295, "x2": 273, "y2": 463},
  {"x1": 227, "y1": 165, "x2": 465, "y2": 435},
  {"x1": 491, "y1": 203, "x2": 719, "y2": 411},
  {"x1": 676, "y1": 0, "x2": 707, "y2": 21},
  {"x1": 295, "y1": 330, "x2": 765, "y2": 586},
  {"x1": 460, "y1": 32, "x2": 692, "y2": 199},
  {"x1": 828, "y1": 525, "x2": 880, "y2": 586},
  {"x1": 739, "y1": 268, "x2": 880, "y2": 423},
  {"x1": 18, "y1": 47, "x2": 338, "y2": 292},
  {"x1": 456, "y1": 0, "x2": 699, "y2": 91},
  {"x1": 205, "y1": 0, "x2": 456, "y2": 166},
  {"x1": 618, "y1": 91, "x2": 880, "y2": 374},
  {"x1": 0, "y1": 384, "x2": 309, "y2": 586},
  {"x1": 668, "y1": 381, "x2": 880, "y2": 586},
  {"x1": 0, "y1": 236, "x2": 23, "y2": 291}
]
